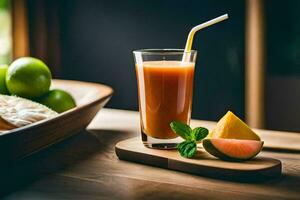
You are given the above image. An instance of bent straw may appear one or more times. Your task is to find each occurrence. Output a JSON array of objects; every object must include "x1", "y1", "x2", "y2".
[{"x1": 182, "y1": 14, "x2": 229, "y2": 62}]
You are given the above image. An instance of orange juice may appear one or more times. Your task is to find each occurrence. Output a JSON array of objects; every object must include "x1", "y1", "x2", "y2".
[{"x1": 136, "y1": 61, "x2": 195, "y2": 139}]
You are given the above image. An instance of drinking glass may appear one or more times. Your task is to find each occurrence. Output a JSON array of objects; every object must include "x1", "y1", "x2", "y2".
[{"x1": 133, "y1": 49, "x2": 197, "y2": 149}]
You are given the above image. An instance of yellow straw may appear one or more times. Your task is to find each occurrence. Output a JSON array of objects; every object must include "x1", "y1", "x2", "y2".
[{"x1": 184, "y1": 14, "x2": 229, "y2": 53}]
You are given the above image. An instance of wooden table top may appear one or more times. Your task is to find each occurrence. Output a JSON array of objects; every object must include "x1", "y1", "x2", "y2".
[{"x1": 1, "y1": 109, "x2": 300, "y2": 200}]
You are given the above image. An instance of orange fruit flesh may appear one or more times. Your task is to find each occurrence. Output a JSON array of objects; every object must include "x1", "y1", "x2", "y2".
[{"x1": 210, "y1": 138, "x2": 263, "y2": 159}]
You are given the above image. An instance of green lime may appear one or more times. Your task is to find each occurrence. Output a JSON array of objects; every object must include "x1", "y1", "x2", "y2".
[
  {"x1": 6, "y1": 57, "x2": 52, "y2": 98},
  {"x1": 0, "y1": 64, "x2": 9, "y2": 94},
  {"x1": 38, "y1": 89, "x2": 76, "y2": 113}
]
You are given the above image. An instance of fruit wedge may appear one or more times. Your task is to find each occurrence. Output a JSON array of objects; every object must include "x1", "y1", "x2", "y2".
[
  {"x1": 208, "y1": 111, "x2": 260, "y2": 140},
  {"x1": 202, "y1": 138, "x2": 263, "y2": 161}
]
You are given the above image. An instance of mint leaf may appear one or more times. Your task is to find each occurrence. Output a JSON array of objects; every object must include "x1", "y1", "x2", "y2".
[
  {"x1": 177, "y1": 141, "x2": 197, "y2": 158},
  {"x1": 187, "y1": 143, "x2": 197, "y2": 158},
  {"x1": 191, "y1": 127, "x2": 209, "y2": 142},
  {"x1": 170, "y1": 121, "x2": 192, "y2": 140},
  {"x1": 177, "y1": 141, "x2": 189, "y2": 152},
  {"x1": 171, "y1": 121, "x2": 208, "y2": 159}
]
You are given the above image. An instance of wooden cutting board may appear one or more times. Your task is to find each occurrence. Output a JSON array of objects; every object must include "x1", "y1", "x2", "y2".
[{"x1": 115, "y1": 137, "x2": 282, "y2": 182}]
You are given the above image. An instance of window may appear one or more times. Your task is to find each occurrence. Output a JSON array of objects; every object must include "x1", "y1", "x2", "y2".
[{"x1": 0, "y1": 0, "x2": 11, "y2": 64}]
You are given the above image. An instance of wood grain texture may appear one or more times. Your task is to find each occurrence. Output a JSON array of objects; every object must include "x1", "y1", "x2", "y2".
[
  {"x1": 115, "y1": 137, "x2": 282, "y2": 182},
  {"x1": 89, "y1": 109, "x2": 300, "y2": 152},
  {"x1": 0, "y1": 79, "x2": 113, "y2": 162},
  {"x1": 1, "y1": 109, "x2": 300, "y2": 200}
]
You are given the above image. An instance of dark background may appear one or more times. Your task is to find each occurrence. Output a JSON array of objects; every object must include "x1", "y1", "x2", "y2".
[
  {"x1": 264, "y1": 0, "x2": 300, "y2": 131},
  {"x1": 59, "y1": 0, "x2": 246, "y2": 121},
  {"x1": 27, "y1": 0, "x2": 300, "y2": 131}
]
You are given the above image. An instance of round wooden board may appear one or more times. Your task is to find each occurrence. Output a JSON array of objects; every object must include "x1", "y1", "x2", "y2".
[{"x1": 115, "y1": 137, "x2": 282, "y2": 182}]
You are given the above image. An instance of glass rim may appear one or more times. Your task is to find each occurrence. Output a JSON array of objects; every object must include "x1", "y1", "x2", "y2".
[{"x1": 133, "y1": 49, "x2": 197, "y2": 55}]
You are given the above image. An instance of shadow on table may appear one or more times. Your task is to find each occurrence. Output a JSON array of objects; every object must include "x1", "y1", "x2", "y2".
[
  {"x1": 0, "y1": 128, "x2": 134, "y2": 197},
  {"x1": 278, "y1": 173, "x2": 300, "y2": 192}
]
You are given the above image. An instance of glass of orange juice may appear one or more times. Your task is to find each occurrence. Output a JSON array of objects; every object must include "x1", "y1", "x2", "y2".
[{"x1": 133, "y1": 49, "x2": 197, "y2": 149}]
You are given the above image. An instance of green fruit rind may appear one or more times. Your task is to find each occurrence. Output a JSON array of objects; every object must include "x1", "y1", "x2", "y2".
[
  {"x1": 202, "y1": 139, "x2": 264, "y2": 161},
  {"x1": 0, "y1": 64, "x2": 9, "y2": 94},
  {"x1": 6, "y1": 57, "x2": 52, "y2": 98},
  {"x1": 37, "y1": 89, "x2": 76, "y2": 113}
]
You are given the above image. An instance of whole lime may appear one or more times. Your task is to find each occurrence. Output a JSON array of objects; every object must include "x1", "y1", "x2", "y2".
[
  {"x1": 6, "y1": 57, "x2": 52, "y2": 98},
  {"x1": 38, "y1": 89, "x2": 76, "y2": 113},
  {"x1": 0, "y1": 64, "x2": 9, "y2": 94}
]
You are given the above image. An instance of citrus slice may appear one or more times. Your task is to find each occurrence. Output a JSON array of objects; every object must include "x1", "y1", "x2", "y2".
[
  {"x1": 209, "y1": 111, "x2": 260, "y2": 140},
  {"x1": 202, "y1": 138, "x2": 263, "y2": 161}
]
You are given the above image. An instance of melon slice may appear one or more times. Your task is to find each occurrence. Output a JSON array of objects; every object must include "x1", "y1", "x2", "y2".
[
  {"x1": 209, "y1": 111, "x2": 260, "y2": 141},
  {"x1": 203, "y1": 138, "x2": 263, "y2": 161}
]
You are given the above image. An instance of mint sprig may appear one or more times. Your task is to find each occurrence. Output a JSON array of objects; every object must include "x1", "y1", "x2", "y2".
[{"x1": 170, "y1": 121, "x2": 208, "y2": 158}]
